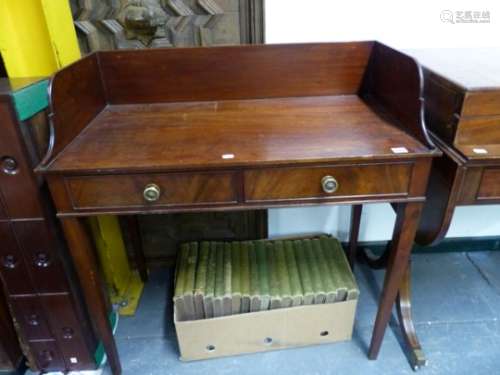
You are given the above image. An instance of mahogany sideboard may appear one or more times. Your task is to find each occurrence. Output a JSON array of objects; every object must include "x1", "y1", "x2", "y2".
[
  {"x1": 413, "y1": 48, "x2": 500, "y2": 245},
  {"x1": 0, "y1": 78, "x2": 98, "y2": 372},
  {"x1": 36, "y1": 42, "x2": 440, "y2": 374}
]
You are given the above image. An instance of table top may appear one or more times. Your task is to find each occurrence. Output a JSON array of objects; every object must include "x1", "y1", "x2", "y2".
[
  {"x1": 46, "y1": 95, "x2": 430, "y2": 174},
  {"x1": 408, "y1": 47, "x2": 500, "y2": 91}
]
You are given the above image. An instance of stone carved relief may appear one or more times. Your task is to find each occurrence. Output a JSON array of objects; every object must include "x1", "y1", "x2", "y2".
[{"x1": 71, "y1": 0, "x2": 264, "y2": 52}]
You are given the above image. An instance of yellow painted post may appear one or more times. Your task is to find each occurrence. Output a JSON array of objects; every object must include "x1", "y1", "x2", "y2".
[
  {"x1": 0, "y1": 0, "x2": 144, "y2": 315},
  {"x1": 0, "y1": 0, "x2": 59, "y2": 76}
]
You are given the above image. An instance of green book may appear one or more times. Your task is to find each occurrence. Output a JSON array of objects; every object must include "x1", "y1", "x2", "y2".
[
  {"x1": 203, "y1": 242, "x2": 217, "y2": 318},
  {"x1": 182, "y1": 242, "x2": 198, "y2": 320},
  {"x1": 255, "y1": 240, "x2": 270, "y2": 310},
  {"x1": 213, "y1": 242, "x2": 225, "y2": 317},
  {"x1": 231, "y1": 242, "x2": 241, "y2": 314},
  {"x1": 275, "y1": 241, "x2": 292, "y2": 308},
  {"x1": 240, "y1": 241, "x2": 251, "y2": 313},
  {"x1": 303, "y1": 239, "x2": 326, "y2": 304},
  {"x1": 222, "y1": 242, "x2": 232, "y2": 316},
  {"x1": 249, "y1": 242, "x2": 261, "y2": 312},
  {"x1": 267, "y1": 242, "x2": 281, "y2": 309},
  {"x1": 293, "y1": 240, "x2": 315, "y2": 305},
  {"x1": 193, "y1": 241, "x2": 210, "y2": 319},
  {"x1": 173, "y1": 243, "x2": 190, "y2": 320},
  {"x1": 321, "y1": 237, "x2": 359, "y2": 300},
  {"x1": 312, "y1": 238, "x2": 338, "y2": 303},
  {"x1": 284, "y1": 240, "x2": 303, "y2": 306}
]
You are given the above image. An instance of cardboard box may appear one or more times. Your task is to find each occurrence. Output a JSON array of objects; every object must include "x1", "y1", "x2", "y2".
[{"x1": 174, "y1": 299, "x2": 357, "y2": 361}]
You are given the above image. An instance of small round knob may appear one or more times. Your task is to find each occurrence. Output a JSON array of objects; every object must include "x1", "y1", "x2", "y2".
[
  {"x1": 62, "y1": 327, "x2": 74, "y2": 339},
  {"x1": 28, "y1": 314, "x2": 40, "y2": 326},
  {"x1": 321, "y1": 176, "x2": 338, "y2": 194},
  {"x1": 143, "y1": 183, "x2": 161, "y2": 202},
  {"x1": 34, "y1": 252, "x2": 51, "y2": 268},
  {"x1": 1, "y1": 156, "x2": 19, "y2": 175},
  {"x1": 2, "y1": 254, "x2": 18, "y2": 269}
]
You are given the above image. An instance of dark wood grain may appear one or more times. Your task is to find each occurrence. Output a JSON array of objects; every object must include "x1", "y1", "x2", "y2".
[
  {"x1": 0, "y1": 287, "x2": 22, "y2": 371},
  {"x1": 60, "y1": 218, "x2": 121, "y2": 375},
  {"x1": 360, "y1": 42, "x2": 433, "y2": 148},
  {"x1": 348, "y1": 204, "x2": 362, "y2": 269},
  {"x1": 48, "y1": 54, "x2": 106, "y2": 160},
  {"x1": 47, "y1": 95, "x2": 430, "y2": 174},
  {"x1": 244, "y1": 163, "x2": 412, "y2": 202},
  {"x1": 369, "y1": 202, "x2": 424, "y2": 360},
  {"x1": 66, "y1": 171, "x2": 238, "y2": 209},
  {"x1": 0, "y1": 97, "x2": 44, "y2": 218},
  {"x1": 0, "y1": 221, "x2": 35, "y2": 295},
  {"x1": 98, "y1": 42, "x2": 373, "y2": 104}
]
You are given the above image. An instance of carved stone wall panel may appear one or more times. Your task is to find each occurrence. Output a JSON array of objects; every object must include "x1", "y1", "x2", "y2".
[{"x1": 70, "y1": 0, "x2": 263, "y2": 52}]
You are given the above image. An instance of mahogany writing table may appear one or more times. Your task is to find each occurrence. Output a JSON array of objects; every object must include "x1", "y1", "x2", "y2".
[{"x1": 36, "y1": 42, "x2": 439, "y2": 374}]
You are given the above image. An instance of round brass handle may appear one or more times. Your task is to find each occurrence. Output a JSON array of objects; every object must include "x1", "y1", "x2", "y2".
[
  {"x1": 34, "y1": 252, "x2": 51, "y2": 268},
  {"x1": 321, "y1": 176, "x2": 338, "y2": 194},
  {"x1": 143, "y1": 184, "x2": 161, "y2": 202}
]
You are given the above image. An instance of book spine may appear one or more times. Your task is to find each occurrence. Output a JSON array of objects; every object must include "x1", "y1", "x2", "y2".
[
  {"x1": 276, "y1": 240, "x2": 292, "y2": 308},
  {"x1": 213, "y1": 242, "x2": 225, "y2": 317},
  {"x1": 255, "y1": 240, "x2": 270, "y2": 310},
  {"x1": 222, "y1": 242, "x2": 232, "y2": 316},
  {"x1": 312, "y1": 239, "x2": 337, "y2": 303},
  {"x1": 327, "y1": 238, "x2": 359, "y2": 300},
  {"x1": 173, "y1": 243, "x2": 190, "y2": 320},
  {"x1": 293, "y1": 240, "x2": 314, "y2": 305},
  {"x1": 249, "y1": 242, "x2": 261, "y2": 312},
  {"x1": 267, "y1": 242, "x2": 281, "y2": 309},
  {"x1": 193, "y1": 241, "x2": 210, "y2": 319},
  {"x1": 203, "y1": 242, "x2": 217, "y2": 318},
  {"x1": 182, "y1": 242, "x2": 199, "y2": 320},
  {"x1": 284, "y1": 240, "x2": 303, "y2": 306},
  {"x1": 303, "y1": 239, "x2": 326, "y2": 304},
  {"x1": 240, "y1": 242, "x2": 251, "y2": 313},
  {"x1": 231, "y1": 242, "x2": 241, "y2": 314}
]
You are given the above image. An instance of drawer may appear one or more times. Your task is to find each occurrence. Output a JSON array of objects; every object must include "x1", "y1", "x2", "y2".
[
  {"x1": 65, "y1": 172, "x2": 238, "y2": 210},
  {"x1": 12, "y1": 221, "x2": 69, "y2": 293},
  {"x1": 0, "y1": 222, "x2": 34, "y2": 295},
  {"x1": 477, "y1": 168, "x2": 500, "y2": 201},
  {"x1": 29, "y1": 340, "x2": 65, "y2": 372},
  {"x1": 10, "y1": 296, "x2": 52, "y2": 340},
  {"x1": 0, "y1": 102, "x2": 44, "y2": 219},
  {"x1": 40, "y1": 295, "x2": 95, "y2": 371},
  {"x1": 244, "y1": 163, "x2": 412, "y2": 202}
]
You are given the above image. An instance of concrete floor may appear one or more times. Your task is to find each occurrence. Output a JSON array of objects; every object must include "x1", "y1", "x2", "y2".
[
  {"x1": 101, "y1": 251, "x2": 500, "y2": 375},
  {"x1": 19, "y1": 251, "x2": 500, "y2": 375}
]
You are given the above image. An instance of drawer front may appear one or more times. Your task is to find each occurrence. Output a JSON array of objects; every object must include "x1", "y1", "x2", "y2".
[
  {"x1": 10, "y1": 296, "x2": 52, "y2": 340},
  {"x1": 0, "y1": 222, "x2": 34, "y2": 295},
  {"x1": 244, "y1": 164, "x2": 412, "y2": 202},
  {"x1": 66, "y1": 172, "x2": 238, "y2": 210},
  {"x1": 0, "y1": 101, "x2": 44, "y2": 219},
  {"x1": 12, "y1": 221, "x2": 69, "y2": 293},
  {"x1": 40, "y1": 295, "x2": 95, "y2": 371},
  {"x1": 29, "y1": 340, "x2": 65, "y2": 372},
  {"x1": 477, "y1": 168, "x2": 500, "y2": 201}
]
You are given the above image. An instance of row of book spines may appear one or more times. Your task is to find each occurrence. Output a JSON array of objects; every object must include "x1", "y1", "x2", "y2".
[{"x1": 174, "y1": 238, "x2": 359, "y2": 319}]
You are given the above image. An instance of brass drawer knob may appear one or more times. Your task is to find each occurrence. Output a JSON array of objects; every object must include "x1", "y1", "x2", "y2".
[
  {"x1": 2, "y1": 254, "x2": 18, "y2": 269},
  {"x1": 143, "y1": 183, "x2": 161, "y2": 202},
  {"x1": 321, "y1": 176, "x2": 338, "y2": 193}
]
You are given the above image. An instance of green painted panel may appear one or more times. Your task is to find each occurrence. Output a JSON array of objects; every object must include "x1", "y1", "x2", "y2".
[{"x1": 11, "y1": 79, "x2": 49, "y2": 121}]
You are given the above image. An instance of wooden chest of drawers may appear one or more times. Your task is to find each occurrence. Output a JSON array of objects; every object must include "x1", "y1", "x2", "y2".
[{"x1": 0, "y1": 78, "x2": 97, "y2": 372}]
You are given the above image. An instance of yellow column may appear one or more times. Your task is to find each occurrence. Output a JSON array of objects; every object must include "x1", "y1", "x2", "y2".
[
  {"x1": 0, "y1": 0, "x2": 79, "y2": 77},
  {"x1": 0, "y1": 0, "x2": 144, "y2": 316}
]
